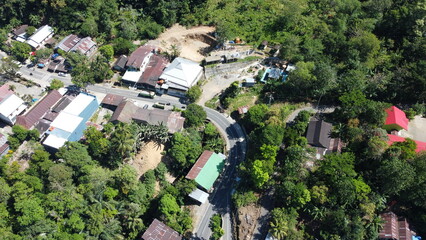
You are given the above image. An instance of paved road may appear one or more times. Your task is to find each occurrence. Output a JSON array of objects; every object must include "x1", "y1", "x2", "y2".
[
  {"x1": 86, "y1": 84, "x2": 247, "y2": 240},
  {"x1": 18, "y1": 65, "x2": 72, "y2": 87}
]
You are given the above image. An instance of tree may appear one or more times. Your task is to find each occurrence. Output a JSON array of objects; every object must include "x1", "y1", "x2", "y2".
[
  {"x1": 243, "y1": 104, "x2": 269, "y2": 131},
  {"x1": 113, "y1": 38, "x2": 134, "y2": 55},
  {"x1": 209, "y1": 214, "x2": 224, "y2": 240},
  {"x1": 186, "y1": 85, "x2": 202, "y2": 103},
  {"x1": 80, "y1": 16, "x2": 98, "y2": 37},
  {"x1": 90, "y1": 56, "x2": 113, "y2": 83},
  {"x1": 71, "y1": 64, "x2": 93, "y2": 88},
  {"x1": 48, "y1": 164, "x2": 74, "y2": 191},
  {"x1": 84, "y1": 126, "x2": 110, "y2": 161},
  {"x1": 11, "y1": 41, "x2": 31, "y2": 62},
  {"x1": 48, "y1": 79, "x2": 64, "y2": 91},
  {"x1": 56, "y1": 142, "x2": 94, "y2": 176},
  {"x1": 270, "y1": 208, "x2": 302, "y2": 239},
  {"x1": 183, "y1": 104, "x2": 206, "y2": 128},
  {"x1": 35, "y1": 48, "x2": 53, "y2": 60},
  {"x1": 98, "y1": 45, "x2": 114, "y2": 61},
  {"x1": 159, "y1": 193, "x2": 180, "y2": 218}
]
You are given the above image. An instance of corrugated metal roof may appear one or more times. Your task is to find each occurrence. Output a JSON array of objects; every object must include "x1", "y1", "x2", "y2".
[
  {"x1": 194, "y1": 152, "x2": 226, "y2": 190},
  {"x1": 101, "y1": 94, "x2": 125, "y2": 107},
  {"x1": 385, "y1": 106, "x2": 409, "y2": 130},
  {"x1": 188, "y1": 188, "x2": 209, "y2": 204},
  {"x1": 110, "y1": 100, "x2": 139, "y2": 123},
  {"x1": 0, "y1": 84, "x2": 14, "y2": 102},
  {"x1": 186, "y1": 150, "x2": 214, "y2": 180},
  {"x1": 306, "y1": 120, "x2": 332, "y2": 149},
  {"x1": 138, "y1": 55, "x2": 168, "y2": 86},
  {"x1": 114, "y1": 55, "x2": 128, "y2": 69},
  {"x1": 126, "y1": 45, "x2": 155, "y2": 69},
  {"x1": 56, "y1": 34, "x2": 81, "y2": 52},
  {"x1": 142, "y1": 219, "x2": 182, "y2": 240}
]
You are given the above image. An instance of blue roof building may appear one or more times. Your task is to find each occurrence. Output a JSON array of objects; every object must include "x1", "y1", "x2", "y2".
[{"x1": 43, "y1": 92, "x2": 99, "y2": 150}]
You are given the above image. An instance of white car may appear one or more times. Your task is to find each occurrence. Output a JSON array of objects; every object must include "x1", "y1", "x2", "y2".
[{"x1": 58, "y1": 72, "x2": 66, "y2": 77}]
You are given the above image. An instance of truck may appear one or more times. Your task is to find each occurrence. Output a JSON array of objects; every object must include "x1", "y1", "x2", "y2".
[{"x1": 138, "y1": 91, "x2": 155, "y2": 99}]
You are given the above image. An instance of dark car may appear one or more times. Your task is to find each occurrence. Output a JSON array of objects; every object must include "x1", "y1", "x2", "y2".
[{"x1": 27, "y1": 63, "x2": 35, "y2": 68}]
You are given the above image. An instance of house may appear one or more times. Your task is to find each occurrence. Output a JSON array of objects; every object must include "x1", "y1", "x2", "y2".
[
  {"x1": 384, "y1": 106, "x2": 409, "y2": 131},
  {"x1": 379, "y1": 212, "x2": 418, "y2": 240},
  {"x1": 16, "y1": 90, "x2": 64, "y2": 130},
  {"x1": 132, "y1": 108, "x2": 185, "y2": 134},
  {"x1": 0, "y1": 133, "x2": 9, "y2": 157},
  {"x1": 387, "y1": 134, "x2": 426, "y2": 153},
  {"x1": 26, "y1": 25, "x2": 54, "y2": 49},
  {"x1": 0, "y1": 94, "x2": 27, "y2": 125},
  {"x1": 101, "y1": 94, "x2": 125, "y2": 111},
  {"x1": 159, "y1": 57, "x2": 203, "y2": 97},
  {"x1": 113, "y1": 55, "x2": 128, "y2": 72},
  {"x1": 42, "y1": 92, "x2": 99, "y2": 151},
  {"x1": 138, "y1": 55, "x2": 168, "y2": 91},
  {"x1": 142, "y1": 219, "x2": 182, "y2": 240},
  {"x1": 56, "y1": 34, "x2": 97, "y2": 57},
  {"x1": 185, "y1": 150, "x2": 226, "y2": 191},
  {"x1": 109, "y1": 100, "x2": 185, "y2": 133},
  {"x1": 121, "y1": 45, "x2": 155, "y2": 85},
  {"x1": 306, "y1": 119, "x2": 342, "y2": 158},
  {"x1": 12, "y1": 25, "x2": 28, "y2": 42},
  {"x1": 110, "y1": 101, "x2": 140, "y2": 124}
]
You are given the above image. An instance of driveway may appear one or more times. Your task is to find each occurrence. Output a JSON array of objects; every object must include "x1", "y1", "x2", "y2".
[{"x1": 400, "y1": 116, "x2": 426, "y2": 142}]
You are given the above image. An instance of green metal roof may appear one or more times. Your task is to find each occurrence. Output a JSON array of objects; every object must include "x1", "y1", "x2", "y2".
[{"x1": 194, "y1": 152, "x2": 226, "y2": 190}]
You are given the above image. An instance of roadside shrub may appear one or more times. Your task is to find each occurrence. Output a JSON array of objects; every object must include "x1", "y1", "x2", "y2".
[{"x1": 232, "y1": 191, "x2": 258, "y2": 208}]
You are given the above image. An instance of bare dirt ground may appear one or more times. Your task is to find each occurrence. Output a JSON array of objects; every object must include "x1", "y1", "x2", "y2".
[
  {"x1": 236, "y1": 203, "x2": 262, "y2": 240},
  {"x1": 400, "y1": 115, "x2": 426, "y2": 142},
  {"x1": 130, "y1": 141, "x2": 165, "y2": 179},
  {"x1": 9, "y1": 141, "x2": 39, "y2": 171},
  {"x1": 146, "y1": 24, "x2": 216, "y2": 62},
  {"x1": 198, "y1": 62, "x2": 261, "y2": 106}
]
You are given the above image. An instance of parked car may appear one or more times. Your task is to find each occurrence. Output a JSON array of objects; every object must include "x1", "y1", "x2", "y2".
[
  {"x1": 58, "y1": 72, "x2": 66, "y2": 77},
  {"x1": 27, "y1": 63, "x2": 35, "y2": 68},
  {"x1": 138, "y1": 91, "x2": 155, "y2": 99},
  {"x1": 51, "y1": 53, "x2": 59, "y2": 60}
]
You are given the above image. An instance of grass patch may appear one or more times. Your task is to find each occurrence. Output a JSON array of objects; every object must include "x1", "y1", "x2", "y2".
[
  {"x1": 227, "y1": 90, "x2": 259, "y2": 114},
  {"x1": 237, "y1": 56, "x2": 262, "y2": 63},
  {"x1": 205, "y1": 96, "x2": 219, "y2": 109}
]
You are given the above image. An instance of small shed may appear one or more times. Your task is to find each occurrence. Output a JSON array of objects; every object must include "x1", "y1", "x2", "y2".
[
  {"x1": 383, "y1": 106, "x2": 409, "y2": 131},
  {"x1": 188, "y1": 188, "x2": 209, "y2": 204},
  {"x1": 205, "y1": 55, "x2": 222, "y2": 65},
  {"x1": 258, "y1": 40, "x2": 268, "y2": 50},
  {"x1": 113, "y1": 55, "x2": 128, "y2": 72},
  {"x1": 237, "y1": 105, "x2": 250, "y2": 115},
  {"x1": 243, "y1": 77, "x2": 255, "y2": 87}
]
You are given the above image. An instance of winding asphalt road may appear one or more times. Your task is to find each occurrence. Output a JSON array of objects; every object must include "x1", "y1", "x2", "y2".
[{"x1": 85, "y1": 85, "x2": 247, "y2": 240}]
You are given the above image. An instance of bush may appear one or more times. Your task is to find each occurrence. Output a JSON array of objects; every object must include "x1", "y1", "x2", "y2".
[
  {"x1": 232, "y1": 191, "x2": 258, "y2": 208},
  {"x1": 186, "y1": 85, "x2": 202, "y2": 103},
  {"x1": 209, "y1": 214, "x2": 224, "y2": 240}
]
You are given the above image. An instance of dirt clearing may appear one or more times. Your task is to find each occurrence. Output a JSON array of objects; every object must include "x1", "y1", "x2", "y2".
[
  {"x1": 130, "y1": 141, "x2": 164, "y2": 179},
  {"x1": 236, "y1": 203, "x2": 262, "y2": 240},
  {"x1": 147, "y1": 24, "x2": 216, "y2": 62}
]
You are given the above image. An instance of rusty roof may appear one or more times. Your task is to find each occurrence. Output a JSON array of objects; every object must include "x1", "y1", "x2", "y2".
[
  {"x1": 142, "y1": 219, "x2": 182, "y2": 240},
  {"x1": 138, "y1": 55, "x2": 168, "y2": 86},
  {"x1": 186, "y1": 150, "x2": 214, "y2": 180},
  {"x1": 56, "y1": 34, "x2": 81, "y2": 52},
  {"x1": 126, "y1": 45, "x2": 155, "y2": 68},
  {"x1": 16, "y1": 90, "x2": 62, "y2": 129},
  {"x1": 12, "y1": 25, "x2": 28, "y2": 36},
  {"x1": 110, "y1": 100, "x2": 139, "y2": 123},
  {"x1": 101, "y1": 94, "x2": 125, "y2": 107},
  {"x1": 71, "y1": 37, "x2": 96, "y2": 56},
  {"x1": 132, "y1": 109, "x2": 184, "y2": 133}
]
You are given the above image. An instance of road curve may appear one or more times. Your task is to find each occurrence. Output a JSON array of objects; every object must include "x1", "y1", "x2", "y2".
[{"x1": 85, "y1": 84, "x2": 247, "y2": 240}]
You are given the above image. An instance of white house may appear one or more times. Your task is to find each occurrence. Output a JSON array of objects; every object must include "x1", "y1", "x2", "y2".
[
  {"x1": 159, "y1": 57, "x2": 203, "y2": 97},
  {"x1": 0, "y1": 94, "x2": 27, "y2": 125},
  {"x1": 26, "y1": 25, "x2": 54, "y2": 49}
]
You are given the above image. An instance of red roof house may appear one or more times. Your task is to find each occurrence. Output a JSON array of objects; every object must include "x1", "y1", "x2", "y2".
[
  {"x1": 142, "y1": 218, "x2": 182, "y2": 240},
  {"x1": 384, "y1": 106, "x2": 409, "y2": 131},
  {"x1": 387, "y1": 134, "x2": 426, "y2": 153}
]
